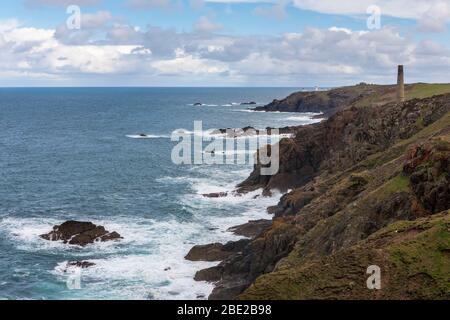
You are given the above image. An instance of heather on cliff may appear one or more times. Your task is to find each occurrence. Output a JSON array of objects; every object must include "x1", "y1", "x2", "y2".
[{"x1": 192, "y1": 85, "x2": 450, "y2": 300}]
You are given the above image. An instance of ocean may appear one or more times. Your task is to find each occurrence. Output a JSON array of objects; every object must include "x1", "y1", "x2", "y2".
[{"x1": 0, "y1": 87, "x2": 320, "y2": 300}]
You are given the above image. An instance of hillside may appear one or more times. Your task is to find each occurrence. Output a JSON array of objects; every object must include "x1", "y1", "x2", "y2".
[
  {"x1": 253, "y1": 83, "x2": 450, "y2": 117},
  {"x1": 188, "y1": 83, "x2": 450, "y2": 300}
]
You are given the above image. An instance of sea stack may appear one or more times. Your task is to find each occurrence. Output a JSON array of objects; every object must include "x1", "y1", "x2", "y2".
[{"x1": 397, "y1": 65, "x2": 405, "y2": 103}]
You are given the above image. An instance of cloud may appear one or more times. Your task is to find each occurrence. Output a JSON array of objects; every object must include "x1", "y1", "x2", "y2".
[
  {"x1": 417, "y1": 1, "x2": 450, "y2": 32},
  {"x1": 125, "y1": 0, "x2": 183, "y2": 10},
  {"x1": 207, "y1": 0, "x2": 450, "y2": 32},
  {"x1": 291, "y1": 0, "x2": 450, "y2": 32},
  {"x1": 81, "y1": 10, "x2": 114, "y2": 28},
  {"x1": 194, "y1": 16, "x2": 223, "y2": 33},
  {"x1": 25, "y1": 0, "x2": 101, "y2": 7},
  {"x1": 189, "y1": 0, "x2": 205, "y2": 10},
  {"x1": 253, "y1": 1, "x2": 289, "y2": 20},
  {"x1": 1, "y1": 10, "x2": 450, "y2": 86}
]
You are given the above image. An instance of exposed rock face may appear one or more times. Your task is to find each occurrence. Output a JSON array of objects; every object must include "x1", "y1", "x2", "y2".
[
  {"x1": 233, "y1": 98, "x2": 450, "y2": 300},
  {"x1": 404, "y1": 141, "x2": 450, "y2": 214},
  {"x1": 190, "y1": 87, "x2": 450, "y2": 300},
  {"x1": 253, "y1": 83, "x2": 402, "y2": 116},
  {"x1": 208, "y1": 221, "x2": 298, "y2": 300},
  {"x1": 202, "y1": 192, "x2": 228, "y2": 198},
  {"x1": 228, "y1": 220, "x2": 272, "y2": 238},
  {"x1": 238, "y1": 94, "x2": 450, "y2": 195},
  {"x1": 211, "y1": 126, "x2": 294, "y2": 138},
  {"x1": 40, "y1": 221, "x2": 122, "y2": 246},
  {"x1": 67, "y1": 261, "x2": 96, "y2": 269},
  {"x1": 185, "y1": 239, "x2": 250, "y2": 262},
  {"x1": 190, "y1": 220, "x2": 298, "y2": 300},
  {"x1": 241, "y1": 212, "x2": 450, "y2": 300}
]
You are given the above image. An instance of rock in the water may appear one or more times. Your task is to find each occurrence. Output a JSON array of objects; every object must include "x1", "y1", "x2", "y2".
[
  {"x1": 194, "y1": 266, "x2": 223, "y2": 282},
  {"x1": 68, "y1": 261, "x2": 96, "y2": 269},
  {"x1": 194, "y1": 103, "x2": 202, "y2": 106},
  {"x1": 202, "y1": 192, "x2": 228, "y2": 198},
  {"x1": 228, "y1": 220, "x2": 272, "y2": 238},
  {"x1": 40, "y1": 221, "x2": 122, "y2": 246},
  {"x1": 185, "y1": 239, "x2": 249, "y2": 262},
  {"x1": 241, "y1": 102, "x2": 257, "y2": 105}
]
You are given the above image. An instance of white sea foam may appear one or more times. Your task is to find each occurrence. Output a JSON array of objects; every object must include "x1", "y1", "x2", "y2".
[
  {"x1": 1, "y1": 215, "x2": 217, "y2": 299},
  {"x1": 174, "y1": 128, "x2": 292, "y2": 140},
  {"x1": 236, "y1": 109, "x2": 268, "y2": 113},
  {"x1": 1, "y1": 162, "x2": 278, "y2": 300},
  {"x1": 189, "y1": 103, "x2": 219, "y2": 107},
  {"x1": 285, "y1": 115, "x2": 324, "y2": 122},
  {"x1": 2, "y1": 119, "x2": 286, "y2": 301},
  {"x1": 49, "y1": 218, "x2": 219, "y2": 300}
]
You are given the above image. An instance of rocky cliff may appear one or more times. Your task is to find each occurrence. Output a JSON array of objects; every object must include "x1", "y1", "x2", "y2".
[
  {"x1": 253, "y1": 83, "x2": 450, "y2": 117},
  {"x1": 190, "y1": 84, "x2": 450, "y2": 300}
]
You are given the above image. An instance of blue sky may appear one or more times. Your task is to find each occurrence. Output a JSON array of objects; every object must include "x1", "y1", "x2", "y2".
[{"x1": 0, "y1": 0, "x2": 449, "y2": 86}]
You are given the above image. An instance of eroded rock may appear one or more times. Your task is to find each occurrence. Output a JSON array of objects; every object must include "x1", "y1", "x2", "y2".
[
  {"x1": 40, "y1": 221, "x2": 122, "y2": 246},
  {"x1": 228, "y1": 220, "x2": 272, "y2": 238},
  {"x1": 185, "y1": 239, "x2": 249, "y2": 262}
]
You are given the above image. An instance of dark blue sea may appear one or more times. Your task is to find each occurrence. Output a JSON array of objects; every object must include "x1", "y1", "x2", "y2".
[{"x1": 0, "y1": 87, "x2": 320, "y2": 300}]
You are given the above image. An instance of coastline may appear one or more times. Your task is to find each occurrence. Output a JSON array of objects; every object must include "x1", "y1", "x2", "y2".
[
  {"x1": 187, "y1": 83, "x2": 450, "y2": 300},
  {"x1": 184, "y1": 95, "x2": 329, "y2": 299}
]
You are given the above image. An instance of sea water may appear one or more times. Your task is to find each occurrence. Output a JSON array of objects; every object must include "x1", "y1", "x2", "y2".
[{"x1": 0, "y1": 87, "x2": 322, "y2": 300}]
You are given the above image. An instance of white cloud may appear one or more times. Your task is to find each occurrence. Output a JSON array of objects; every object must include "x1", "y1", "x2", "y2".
[
  {"x1": 194, "y1": 16, "x2": 223, "y2": 33},
  {"x1": 25, "y1": 0, "x2": 101, "y2": 7},
  {"x1": 209, "y1": 0, "x2": 450, "y2": 32},
  {"x1": 253, "y1": 1, "x2": 288, "y2": 20},
  {"x1": 152, "y1": 49, "x2": 228, "y2": 75},
  {"x1": 1, "y1": 9, "x2": 450, "y2": 86}
]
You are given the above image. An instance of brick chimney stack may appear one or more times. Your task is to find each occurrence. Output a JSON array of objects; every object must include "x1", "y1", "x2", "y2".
[{"x1": 397, "y1": 65, "x2": 405, "y2": 103}]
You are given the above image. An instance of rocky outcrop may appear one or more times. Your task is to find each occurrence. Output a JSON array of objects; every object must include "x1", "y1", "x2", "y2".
[
  {"x1": 211, "y1": 126, "x2": 294, "y2": 138},
  {"x1": 191, "y1": 220, "x2": 298, "y2": 300},
  {"x1": 252, "y1": 83, "x2": 445, "y2": 116},
  {"x1": 40, "y1": 221, "x2": 122, "y2": 246},
  {"x1": 241, "y1": 211, "x2": 450, "y2": 300},
  {"x1": 253, "y1": 83, "x2": 402, "y2": 116},
  {"x1": 404, "y1": 140, "x2": 450, "y2": 214},
  {"x1": 238, "y1": 94, "x2": 450, "y2": 195},
  {"x1": 228, "y1": 220, "x2": 272, "y2": 238},
  {"x1": 185, "y1": 239, "x2": 249, "y2": 262},
  {"x1": 202, "y1": 192, "x2": 228, "y2": 198},
  {"x1": 67, "y1": 261, "x2": 96, "y2": 269},
  {"x1": 190, "y1": 85, "x2": 450, "y2": 300},
  {"x1": 233, "y1": 102, "x2": 450, "y2": 300}
]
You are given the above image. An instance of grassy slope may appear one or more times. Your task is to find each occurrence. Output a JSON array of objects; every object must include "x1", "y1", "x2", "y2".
[
  {"x1": 240, "y1": 211, "x2": 450, "y2": 300},
  {"x1": 408, "y1": 83, "x2": 450, "y2": 100},
  {"x1": 353, "y1": 83, "x2": 450, "y2": 108}
]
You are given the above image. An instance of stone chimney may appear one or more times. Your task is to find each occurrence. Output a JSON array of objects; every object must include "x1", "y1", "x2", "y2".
[{"x1": 397, "y1": 65, "x2": 405, "y2": 103}]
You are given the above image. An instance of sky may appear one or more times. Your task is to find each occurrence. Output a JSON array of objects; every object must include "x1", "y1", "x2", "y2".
[{"x1": 0, "y1": 0, "x2": 450, "y2": 87}]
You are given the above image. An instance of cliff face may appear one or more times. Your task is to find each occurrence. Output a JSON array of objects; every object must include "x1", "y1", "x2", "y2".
[
  {"x1": 238, "y1": 93, "x2": 450, "y2": 196},
  {"x1": 191, "y1": 86, "x2": 450, "y2": 300},
  {"x1": 252, "y1": 83, "x2": 396, "y2": 116},
  {"x1": 253, "y1": 83, "x2": 450, "y2": 117},
  {"x1": 241, "y1": 211, "x2": 450, "y2": 300}
]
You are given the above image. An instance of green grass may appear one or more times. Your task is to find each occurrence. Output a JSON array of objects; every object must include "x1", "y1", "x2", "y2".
[
  {"x1": 382, "y1": 174, "x2": 410, "y2": 194},
  {"x1": 407, "y1": 83, "x2": 450, "y2": 100}
]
